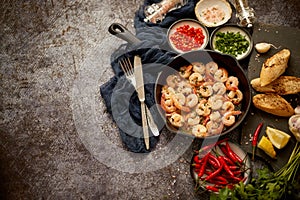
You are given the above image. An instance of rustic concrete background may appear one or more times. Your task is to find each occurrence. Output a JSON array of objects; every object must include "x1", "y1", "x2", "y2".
[{"x1": 0, "y1": 0, "x2": 299, "y2": 199}]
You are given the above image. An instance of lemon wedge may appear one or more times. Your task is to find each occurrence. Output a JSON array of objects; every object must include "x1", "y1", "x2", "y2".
[
  {"x1": 266, "y1": 126, "x2": 291, "y2": 149},
  {"x1": 258, "y1": 136, "x2": 276, "y2": 158}
]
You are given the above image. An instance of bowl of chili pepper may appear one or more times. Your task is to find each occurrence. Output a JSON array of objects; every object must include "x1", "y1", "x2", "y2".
[
  {"x1": 190, "y1": 139, "x2": 251, "y2": 193},
  {"x1": 167, "y1": 19, "x2": 209, "y2": 54}
]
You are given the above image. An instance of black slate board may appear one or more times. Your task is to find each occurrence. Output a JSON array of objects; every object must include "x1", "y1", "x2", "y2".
[{"x1": 240, "y1": 23, "x2": 300, "y2": 171}]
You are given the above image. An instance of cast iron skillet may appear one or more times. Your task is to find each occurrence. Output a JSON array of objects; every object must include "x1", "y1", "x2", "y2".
[{"x1": 155, "y1": 50, "x2": 252, "y2": 139}]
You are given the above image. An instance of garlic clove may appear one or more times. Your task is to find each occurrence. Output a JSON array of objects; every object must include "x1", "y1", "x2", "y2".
[
  {"x1": 294, "y1": 106, "x2": 300, "y2": 115},
  {"x1": 255, "y1": 42, "x2": 272, "y2": 53},
  {"x1": 288, "y1": 114, "x2": 300, "y2": 142}
]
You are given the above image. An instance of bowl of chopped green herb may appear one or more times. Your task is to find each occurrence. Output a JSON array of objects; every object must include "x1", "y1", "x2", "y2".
[{"x1": 210, "y1": 24, "x2": 253, "y2": 60}]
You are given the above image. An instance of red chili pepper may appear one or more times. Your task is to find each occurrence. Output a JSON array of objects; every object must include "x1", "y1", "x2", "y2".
[
  {"x1": 198, "y1": 154, "x2": 209, "y2": 178},
  {"x1": 209, "y1": 180, "x2": 228, "y2": 186},
  {"x1": 211, "y1": 176, "x2": 228, "y2": 185},
  {"x1": 205, "y1": 185, "x2": 219, "y2": 192},
  {"x1": 208, "y1": 159, "x2": 219, "y2": 169},
  {"x1": 204, "y1": 170, "x2": 213, "y2": 176},
  {"x1": 192, "y1": 163, "x2": 201, "y2": 169},
  {"x1": 232, "y1": 170, "x2": 242, "y2": 176},
  {"x1": 208, "y1": 153, "x2": 221, "y2": 168},
  {"x1": 222, "y1": 155, "x2": 235, "y2": 166},
  {"x1": 223, "y1": 173, "x2": 244, "y2": 183},
  {"x1": 205, "y1": 162, "x2": 223, "y2": 181},
  {"x1": 219, "y1": 156, "x2": 235, "y2": 177},
  {"x1": 228, "y1": 165, "x2": 239, "y2": 170},
  {"x1": 219, "y1": 144, "x2": 239, "y2": 164},
  {"x1": 193, "y1": 155, "x2": 201, "y2": 164},
  {"x1": 225, "y1": 141, "x2": 243, "y2": 164},
  {"x1": 252, "y1": 122, "x2": 264, "y2": 160}
]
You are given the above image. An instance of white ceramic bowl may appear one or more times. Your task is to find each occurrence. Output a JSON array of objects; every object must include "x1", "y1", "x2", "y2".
[
  {"x1": 210, "y1": 25, "x2": 253, "y2": 60},
  {"x1": 195, "y1": 0, "x2": 232, "y2": 27},
  {"x1": 167, "y1": 19, "x2": 209, "y2": 54}
]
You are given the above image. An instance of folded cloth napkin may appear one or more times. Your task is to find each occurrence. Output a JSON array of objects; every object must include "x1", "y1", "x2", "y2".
[
  {"x1": 100, "y1": 47, "x2": 175, "y2": 153},
  {"x1": 100, "y1": 0, "x2": 198, "y2": 153}
]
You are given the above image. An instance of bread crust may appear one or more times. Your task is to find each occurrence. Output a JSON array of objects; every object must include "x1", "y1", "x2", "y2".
[
  {"x1": 251, "y1": 76, "x2": 300, "y2": 95},
  {"x1": 260, "y1": 49, "x2": 290, "y2": 86},
  {"x1": 253, "y1": 93, "x2": 294, "y2": 117}
]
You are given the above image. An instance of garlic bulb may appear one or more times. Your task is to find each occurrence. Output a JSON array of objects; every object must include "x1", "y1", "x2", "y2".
[
  {"x1": 288, "y1": 106, "x2": 300, "y2": 142},
  {"x1": 255, "y1": 42, "x2": 278, "y2": 53},
  {"x1": 294, "y1": 106, "x2": 300, "y2": 115}
]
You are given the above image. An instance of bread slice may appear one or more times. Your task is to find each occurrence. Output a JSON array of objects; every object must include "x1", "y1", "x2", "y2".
[
  {"x1": 252, "y1": 93, "x2": 294, "y2": 117},
  {"x1": 251, "y1": 76, "x2": 300, "y2": 95},
  {"x1": 260, "y1": 49, "x2": 291, "y2": 86}
]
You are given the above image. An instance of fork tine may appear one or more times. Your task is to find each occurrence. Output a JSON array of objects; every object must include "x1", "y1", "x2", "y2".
[
  {"x1": 119, "y1": 57, "x2": 134, "y2": 76},
  {"x1": 124, "y1": 57, "x2": 134, "y2": 75},
  {"x1": 119, "y1": 59, "x2": 127, "y2": 75}
]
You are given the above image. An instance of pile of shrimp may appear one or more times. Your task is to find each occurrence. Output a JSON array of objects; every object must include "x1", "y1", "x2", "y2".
[{"x1": 160, "y1": 61, "x2": 243, "y2": 138}]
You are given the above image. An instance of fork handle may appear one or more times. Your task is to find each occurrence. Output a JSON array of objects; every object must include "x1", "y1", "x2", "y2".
[{"x1": 140, "y1": 101, "x2": 150, "y2": 150}]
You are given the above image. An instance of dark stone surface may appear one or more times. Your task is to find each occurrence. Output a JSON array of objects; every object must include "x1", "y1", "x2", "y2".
[{"x1": 0, "y1": 0, "x2": 299, "y2": 199}]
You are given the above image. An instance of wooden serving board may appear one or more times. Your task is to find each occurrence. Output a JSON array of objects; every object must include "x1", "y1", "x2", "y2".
[{"x1": 240, "y1": 23, "x2": 300, "y2": 171}]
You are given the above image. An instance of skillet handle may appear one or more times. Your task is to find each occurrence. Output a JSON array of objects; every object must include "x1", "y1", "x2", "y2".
[{"x1": 108, "y1": 23, "x2": 141, "y2": 45}]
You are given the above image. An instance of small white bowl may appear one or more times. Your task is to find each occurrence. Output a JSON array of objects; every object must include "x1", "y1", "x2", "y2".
[
  {"x1": 210, "y1": 25, "x2": 253, "y2": 60},
  {"x1": 167, "y1": 19, "x2": 209, "y2": 54},
  {"x1": 195, "y1": 0, "x2": 232, "y2": 27}
]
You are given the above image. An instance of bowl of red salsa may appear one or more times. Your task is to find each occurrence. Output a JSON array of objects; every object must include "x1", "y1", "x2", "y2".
[{"x1": 167, "y1": 19, "x2": 209, "y2": 54}]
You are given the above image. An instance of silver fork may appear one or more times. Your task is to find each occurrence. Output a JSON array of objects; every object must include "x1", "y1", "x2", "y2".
[{"x1": 119, "y1": 58, "x2": 159, "y2": 137}]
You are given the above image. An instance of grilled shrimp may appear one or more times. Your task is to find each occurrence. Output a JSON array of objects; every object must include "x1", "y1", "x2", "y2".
[
  {"x1": 189, "y1": 72, "x2": 203, "y2": 86},
  {"x1": 169, "y1": 113, "x2": 184, "y2": 127},
  {"x1": 173, "y1": 93, "x2": 190, "y2": 112},
  {"x1": 161, "y1": 94, "x2": 177, "y2": 113},
  {"x1": 227, "y1": 89, "x2": 243, "y2": 105},
  {"x1": 166, "y1": 74, "x2": 181, "y2": 88},
  {"x1": 213, "y1": 81, "x2": 227, "y2": 95},
  {"x1": 198, "y1": 82, "x2": 213, "y2": 97},
  {"x1": 221, "y1": 101, "x2": 235, "y2": 113},
  {"x1": 186, "y1": 111, "x2": 201, "y2": 126},
  {"x1": 222, "y1": 110, "x2": 242, "y2": 126},
  {"x1": 179, "y1": 65, "x2": 192, "y2": 78},
  {"x1": 192, "y1": 62, "x2": 206, "y2": 74},
  {"x1": 206, "y1": 121, "x2": 224, "y2": 135},
  {"x1": 161, "y1": 86, "x2": 175, "y2": 99},
  {"x1": 196, "y1": 99, "x2": 211, "y2": 116},
  {"x1": 206, "y1": 61, "x2": 219, "y2": 75},
  {"x1": 186, "y1": 93, "x2": 198, "y2": 108},
  {"x1": 226, "y1": 76, "x2": 239, "y2": 91},
  {"x1": 214, "y1": 68, "x2": 228, "y2": 82},
  {"x1": 177, "y1": 81, "x2": 193, "y2": 96},
  {"x1": 210, "y1": 111, "x2": 222, "y2": 123},
  {"x1": 208, "y1": 94, "x2": 224, "y2": 110},
  {"x1": 192, "y1": 124, "x2": 207, "y2": 137}
]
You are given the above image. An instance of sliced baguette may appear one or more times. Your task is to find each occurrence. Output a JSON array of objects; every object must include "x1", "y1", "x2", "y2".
[
  {"x1": 253, "y1": 93, "x2": 294, "y2": 117},
  {"x1": 260, "y1": 49, "x2": 290, "y2": 86},
  {"x1": 251, "y1": 76, "x2": 300, "y2": 95}
]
